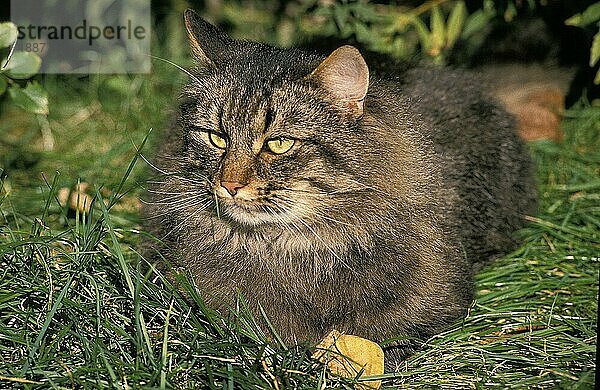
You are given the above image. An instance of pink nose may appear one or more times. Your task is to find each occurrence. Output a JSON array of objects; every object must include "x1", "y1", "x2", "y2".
[{"x1": 221, "y1": 181, "x2": 246, "y2": 196}]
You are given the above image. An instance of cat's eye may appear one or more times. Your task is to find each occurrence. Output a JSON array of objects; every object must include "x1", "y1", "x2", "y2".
[
  {"x1": 209, "y1": 131, "x2": 227, "y2": 149},
  {"x1": 266, "y1": 137, "x2": 295, "y2": 154}
]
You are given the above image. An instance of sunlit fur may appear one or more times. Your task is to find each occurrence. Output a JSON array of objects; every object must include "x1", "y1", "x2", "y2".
[{"x1": 143, "y1": 12, "x2": 537, "y2": 371}]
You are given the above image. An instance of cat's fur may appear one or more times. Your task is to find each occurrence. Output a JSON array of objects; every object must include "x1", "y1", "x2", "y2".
[{"x1": 143, "y1": 9, "x2": 537, "y2": 370}]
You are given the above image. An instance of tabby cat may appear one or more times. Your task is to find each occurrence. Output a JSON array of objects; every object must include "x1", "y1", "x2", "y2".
[{"x1": 143, "y1": 9, "x2": 537, "y2": 370}]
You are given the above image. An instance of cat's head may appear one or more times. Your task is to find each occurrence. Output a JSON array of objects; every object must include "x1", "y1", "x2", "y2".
[{"x1": 174, "y1": 9, "x2": 382, "y2": 228}]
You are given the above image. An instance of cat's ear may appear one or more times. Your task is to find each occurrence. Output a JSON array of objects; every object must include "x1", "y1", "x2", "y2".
[
  {"x1": 184, "y1": 9, "x2": 230, "y2": 67},
  {"x1": 308, "y1": 45, "x2": 369, "y2": 115}
]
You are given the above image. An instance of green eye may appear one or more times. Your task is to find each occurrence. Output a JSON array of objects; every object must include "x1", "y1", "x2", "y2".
[
  {"x1": 209, "y1": 131, "x2": 227, "y2": 149},
  {"x1": 266, "y1": 137, "x2": 295, "y2": 154}
]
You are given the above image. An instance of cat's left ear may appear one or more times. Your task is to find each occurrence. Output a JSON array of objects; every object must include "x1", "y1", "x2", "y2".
[
  {"x1": 308, "y1": 45, "x2": 369, "y2": 116},
  {"x1": 184, "y1": 9, "x2": 230, "y2": 67}
]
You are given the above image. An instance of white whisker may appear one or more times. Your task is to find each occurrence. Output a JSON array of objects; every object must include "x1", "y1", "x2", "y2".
[
  {"x1": 160, "y1": 199, "x2": 213, "y2": 239},
  {"x1": 142, "y1": 191, "x2": 206, "y2": 206},
  {"x1": 147, "y1": 54, "x2": 203, "y2": 85},
  {"x1": 346, "y1": 178, "x2": 393, "y2": 197}
]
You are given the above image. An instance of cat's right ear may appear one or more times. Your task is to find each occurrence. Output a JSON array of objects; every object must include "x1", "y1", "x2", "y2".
[
  {"x1": 307, "y1": 45, "x2": 369, "y2": 116},
  {"x1": 184, "y1": 9, "x2": 230, "y2": 67}
]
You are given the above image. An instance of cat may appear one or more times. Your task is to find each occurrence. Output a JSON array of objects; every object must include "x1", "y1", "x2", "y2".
[{"x1": 143, "y1": 9, "x2": 537, "y2": 371}]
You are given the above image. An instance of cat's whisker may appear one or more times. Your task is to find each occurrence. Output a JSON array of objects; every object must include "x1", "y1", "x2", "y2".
[
  {"x1": 278, "y1": 185, "x2": 370, "y2": 199},
  {"x1": 271, "y1": 196, "x2": 356, "y2": 272},
  {"x1": 140, "y1": 152, "x2": 175, "y2": 176},
  {"x1": 142, "y1": 195, "x2": 210, "y2": 220},
  {"x1": 149, "y1": 187, "x2": 206, "y2": 198},
  {"x1": 171, "y1": 175, "x2": 211, "y2": 186},
  {"x1": 278, "y1": 186, "x2": 322, "y2": 195},
  {"x1": 272, "y1": 194, "x2": 319, "y2": 219},
  {"x1": 143, "y1": 187, "x2": 184, "y2": 195},
  {"x1": 213, "y1": 188, "x2": 221, "y2": 219},
  {"x1": 146, "y1": 176, "x2": 206, "y2": 190},
  {"x1": 273, "y1": 194, "x2": 356, "y2": 228},
  {"x1": 267, "y1": 203, "x2": 307, "y2": 240},
  {"x1": 278, "y1": 185, "x2": 348, "y2": 198},
  {"x1": 145, "y1": 164, "x2": 211, "y2": 186},
  {"x1": 152, "y1": 154, "x2": 188, "y2": 161},
  {"x1": 315, "y1": 213, "x2": 356, "y2": 227},
  {"x1": 345, "y1": 178, "x2": 394, "y2": 198},
  {"x1": 320, "y1": 188, "x2": 364, "y2": 196},
  {"x1": 143, "y1": 188, "x2": 205, "y2": 197},
  {"x1": 147, "y1": 53, "x2": 203, "y2": 85},
  {"x1": 141, "y1": 191, "x2": 207, "y2": 207},
  {"x1": 263, "y1": 206, "x2": 299, "y2": 239},
  {"x1": 167, "y1": 192, "x2": 211, "y2": 208},
  {"x1": 144, "y1": 186, "x2": 186, "y2": 197},
  {"x1": 161, "y1": 208, "x2": 206, "y2": 236},
  {"x1": 292, "y1": 213, "x2": 358, "y2": 275},
  {"x1": 160, "y1": 200, "x2": 213, "y2": 239}
]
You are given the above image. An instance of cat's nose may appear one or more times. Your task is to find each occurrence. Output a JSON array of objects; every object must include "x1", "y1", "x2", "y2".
[{"x1": 221, "y1": 181, "x2": 246, "y2": 196}]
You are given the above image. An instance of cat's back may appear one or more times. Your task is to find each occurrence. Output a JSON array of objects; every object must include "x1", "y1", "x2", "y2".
[{"x1": 369, "y1": 62, "x2": 537, "y2": 264}]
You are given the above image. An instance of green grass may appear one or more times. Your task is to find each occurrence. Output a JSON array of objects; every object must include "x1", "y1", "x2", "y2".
[{"x1": 1, "y1": 24, "x2": 598, "y2": 390}]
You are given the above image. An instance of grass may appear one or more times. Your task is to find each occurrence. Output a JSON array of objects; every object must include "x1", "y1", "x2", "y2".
[{"x1": 1, "y1": 17, "x2": 599, "y2": 390}]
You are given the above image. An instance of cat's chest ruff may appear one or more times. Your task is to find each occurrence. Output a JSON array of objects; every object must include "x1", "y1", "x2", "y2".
[
  {"x1": 220, "y1": 226, "x2": 344, "y2": 258},
  {"x1": 197, "y1": 220, "x2": 368, "y2": 269},
  {"x1": 205, "y1": 227, "x2": 362, "y2": 304}
]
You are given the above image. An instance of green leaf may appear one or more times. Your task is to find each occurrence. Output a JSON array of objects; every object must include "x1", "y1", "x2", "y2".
[
  {"x1": 446, "y1": 1, "x2": 466, "y2": 49},
  {"x1": 8, "y1": 81, "x2": 49, "y2": 115},
  {"x1": 410, "y1": 16, "x2": 432, "y2": 52},
  {"x1": 461, "y1": 9, "x2": 492, "y2": 40},
  {"x1": 565, "y1": 2, "x2": 600, "y2": 27},
  {"x1": 591, "y1": 32, "x2": 600, "y2": 67},
  {"x1": 0, "y1": 75, "x2": 7, "y2": 95},
  {"x1": 390, "y1": 36, "x2": 409, "y2": 58},
  {"x1": 430, "y1": 6, "x2": 445, "y2": 54},
  {"x1": 391, "y1": 13, "x2": 412, "y2": 34},
  {"x1": 333, "y1": 5, "x2": 348, "y2": 32},
  {"x1": 504, "y1": 2, "x2": 518, "y2": 22},
  {"x1": 352, "y1": 22, "x2": 373, "y2": 45},
  {"x1": 0, "y1": 22, "x2": 18, "y2": 49},
  {"x1": 2, "y1": 51, "x2": 42, "y2": 79}
]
